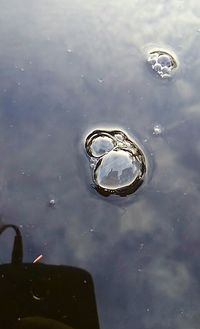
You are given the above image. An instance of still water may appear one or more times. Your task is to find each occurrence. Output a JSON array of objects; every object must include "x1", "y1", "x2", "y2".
[{"x1": 0, "y1": 0, "x2": 200, "y2": 328}]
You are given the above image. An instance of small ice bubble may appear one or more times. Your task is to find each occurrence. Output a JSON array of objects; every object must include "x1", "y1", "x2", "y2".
[
  {"x1": 139, "y1": 243, "x2": 144, "y2": 250},
  {"x1": 153, "y1": 63, "x2": 162, "y2": 72},
  {"x1": 98, "y1": 79, "x2": 104, "y2": 84},
  {"x1": 161, "y1": 73, "x2": 170, "y2": 79},
  {"x1": 67, "y1": 49, "x2": 72, "y2": 53},
  {"x1": 153, "y1": 124, "x2": 163, "y2": 135},
  {"x1": 162, "y1": 66, "x2": 170, "y2": 74},
  {"x1": 148, "y1": 50, "x2": 177, "y2": 78},
  {"x1": 148, "y1": 53, "x2": 158, "y2": 62},
  {"x1": 49, "y1": 199, "x2": 56, "y2": 207},
  {"x1": 20, "y1": 68, "x2": 25, "y2": 72},
  {"x1": 90, "y1": 162, "x2": 95, "y2": 169},
  {"x1": 157, "y1": 54, "x2": 171, "y2": 67},
  {"x1": 148, "y1": 58, "x2": 157, "y2": 65}
]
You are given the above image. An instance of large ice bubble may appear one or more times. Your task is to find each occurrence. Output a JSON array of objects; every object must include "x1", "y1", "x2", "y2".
[{"x1": 85, "y1": 129, "x2": 147, "y2": 197}]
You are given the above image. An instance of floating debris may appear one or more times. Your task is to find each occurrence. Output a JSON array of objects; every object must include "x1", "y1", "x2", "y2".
[{"x1": 85, "y1": 129, "x2": 147, "y2": 197}]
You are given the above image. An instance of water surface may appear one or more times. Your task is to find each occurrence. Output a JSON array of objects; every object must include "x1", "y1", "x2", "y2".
[{"x1": 0, "y1": 0, "x2": 200, "y2": 328}]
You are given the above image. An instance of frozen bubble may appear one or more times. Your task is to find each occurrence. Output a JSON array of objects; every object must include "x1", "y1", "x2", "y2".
[
  {"x1": 153, "y1": 63, "x2": 162, "y2": 72},
  {"x1": 153, "y1": 124, "x2": 163, "y2": 135},
  {"x1": 162, "y1": 66, "x2": 170, "y2": 74},
  {"x1": 157, "y1": 54, "x2": 172, "y2": 67},
  {"x1": 147, "y1": 50, "x2": 177, "y2": 78},
  {"x1": 49, "y1": 199, "x2": 56, "y2": 207},
  {"x1": 85, "y1": 133, "x2": 116, "y2": 157},
  {"x1": 94, "y1": 149, "x2": 142, "y2": 191},
  {"x1": 85, "y1": 129, "x2": 146, "y2": 197},
  {"x1": 162, "y1": 73, "x2": 170, "y2": 79}
]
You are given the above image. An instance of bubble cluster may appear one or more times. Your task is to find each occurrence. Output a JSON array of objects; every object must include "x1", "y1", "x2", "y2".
[
  {"x1": 85, "y1": 129, "x2": 147, "y2": 197},
  {"x1": 147, "y1": 50, "x2": 177, "y2": 78}
]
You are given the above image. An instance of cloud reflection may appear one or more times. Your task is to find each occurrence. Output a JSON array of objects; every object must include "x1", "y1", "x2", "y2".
[{"x1": 0, "y1": 0, "x2": 200, "y2": 329}]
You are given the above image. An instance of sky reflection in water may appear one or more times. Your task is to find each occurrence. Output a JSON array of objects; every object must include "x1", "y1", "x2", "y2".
[{"x1": 0, "y1": 0, "x2": 200, "y2": 328}]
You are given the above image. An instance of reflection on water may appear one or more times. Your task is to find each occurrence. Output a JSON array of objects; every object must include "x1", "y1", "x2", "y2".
[{"x1": 0, "y1": 0, "x2": 200, "y2": 328}]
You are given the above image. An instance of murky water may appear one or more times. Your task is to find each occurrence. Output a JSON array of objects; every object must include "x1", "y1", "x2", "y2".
[{"x1": 0, "y1": 0, "x2": 200, "y2": 328}]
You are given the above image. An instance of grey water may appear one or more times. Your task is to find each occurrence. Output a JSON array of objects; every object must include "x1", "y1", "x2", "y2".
[{"x1": 0, "y1": 0, "x2": 200, "y2": 328}]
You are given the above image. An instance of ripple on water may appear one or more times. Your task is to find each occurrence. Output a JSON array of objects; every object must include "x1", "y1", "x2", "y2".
[{"x1": 85, "y1": 129, "x2": 147, "y2": 197}]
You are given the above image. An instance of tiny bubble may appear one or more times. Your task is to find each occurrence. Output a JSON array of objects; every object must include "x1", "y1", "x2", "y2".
[
  {"x1": 20, "y1": 68, "x2": 25, "y2": 72},
  {"x1": 153, "y1": 124, "x2": 163, "y2": 136},
  {"x1": 97, "y1": 79, "x2": 104, "y2": 84},
  {"x1": 49, "y1": 199, "x2": 56, "y2": 207},
  {"x1": 139, "y1": 243, "x2": 144, "y2": 250},
  {"x1": 67, "y1": 48, "x2": 72, "y2": 53}
]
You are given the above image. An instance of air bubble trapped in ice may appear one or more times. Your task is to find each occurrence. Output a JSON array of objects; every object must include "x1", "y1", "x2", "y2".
[{"x1": 85, "y1": 129, "x2": 147, "y2": 197}]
